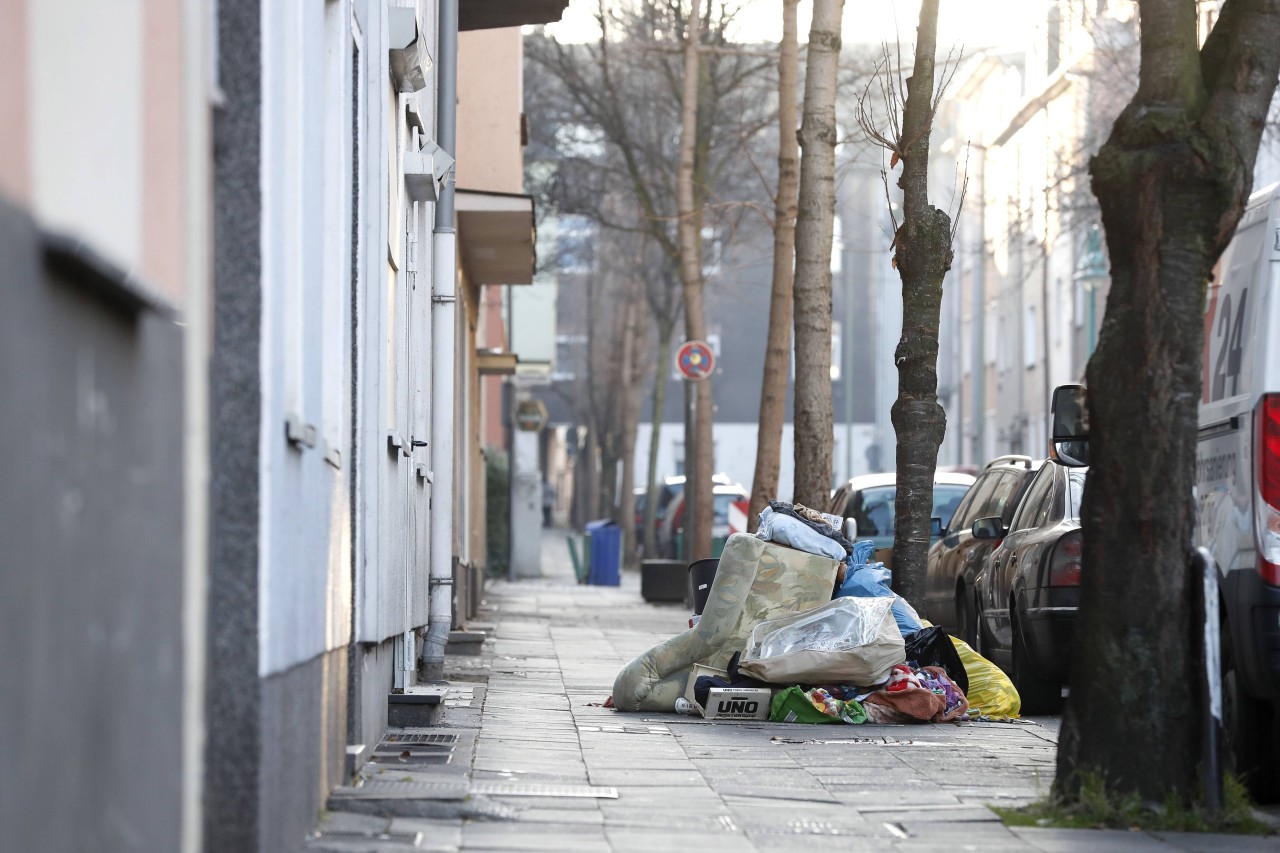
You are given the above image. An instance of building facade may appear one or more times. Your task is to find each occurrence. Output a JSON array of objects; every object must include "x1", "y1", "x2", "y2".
[{"x1": 0, "y1": 0, "x2": 558, "y2": 850}]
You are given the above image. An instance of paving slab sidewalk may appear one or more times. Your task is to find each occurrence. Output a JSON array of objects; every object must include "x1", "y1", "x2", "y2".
[{"x1": 309, "y1": 529, "x2": 1277, "y2": 852}]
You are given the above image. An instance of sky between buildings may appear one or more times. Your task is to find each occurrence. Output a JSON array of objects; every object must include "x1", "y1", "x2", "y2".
[{"x1": 540, "y1": 0, "x2": 1041, "y2": 50}]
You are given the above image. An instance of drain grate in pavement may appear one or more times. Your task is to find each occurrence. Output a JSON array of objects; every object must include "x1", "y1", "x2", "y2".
[
  {"x1": 372, "y1": 732, "x2": 457, "y2": 766},
  {"x1": 381, "y1": 733, "x2": 458, "y2": 745},
  {"x1": 313, "y1": 830, "x2": 423, "y2": 845},
  {"x1": 469, "y1": 782, "x2": 618, "y2": 799},
  {"x1": 331, "y1": 780, "x2": 469, "y2": 800}
]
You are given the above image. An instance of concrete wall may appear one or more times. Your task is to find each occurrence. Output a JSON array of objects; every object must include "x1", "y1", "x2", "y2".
[{"x1": 0, "y1": 198, "x2": 186, "y2": 853}]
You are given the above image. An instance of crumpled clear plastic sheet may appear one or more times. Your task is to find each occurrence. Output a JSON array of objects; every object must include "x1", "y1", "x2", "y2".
[{"x1": 737, "y1": 596, "x2": 905, "y2": 687}]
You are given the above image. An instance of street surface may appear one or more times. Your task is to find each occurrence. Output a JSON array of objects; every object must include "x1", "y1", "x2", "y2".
[{"x1": 309, "y1": 531, "x2": 1277, "y2": 852}]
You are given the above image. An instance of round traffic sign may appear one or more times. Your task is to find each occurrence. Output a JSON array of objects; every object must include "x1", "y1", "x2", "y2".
[{"x1": 675, "y1": 340, "x2": 715, "y2": 381}]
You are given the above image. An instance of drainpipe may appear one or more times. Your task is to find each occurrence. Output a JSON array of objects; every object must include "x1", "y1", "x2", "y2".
[
  {"x1": 971, "y1": 145, "x2": 987, "y2": 464},
  {"x1": 423, "y1": 0, "x2": 458, "y2": 682}
]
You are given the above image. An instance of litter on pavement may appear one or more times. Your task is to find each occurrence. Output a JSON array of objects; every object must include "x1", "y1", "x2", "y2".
[{"x1": 612, "y1": 505, "x2": 1022, "y2": 723}]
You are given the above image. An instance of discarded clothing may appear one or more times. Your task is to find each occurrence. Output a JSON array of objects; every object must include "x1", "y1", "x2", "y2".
[
  {"x1": 903, "y1": 626, "x2": 969, "y2": 693},
  {"x1": 761, "y1": 501, "x2": 855, "y2": 555},
  {"x1": 770, "y1": 685, "x2": 868, "y2": 724},
  {"x1": 757, "y1": 507, "x2": 848, "y2": 561},
  {"x1": 693, "y1": 671, "x2": 770, "y2": 708},
  {"x1": 862, "y1": 665, "x2": 969, "y2": 723}
]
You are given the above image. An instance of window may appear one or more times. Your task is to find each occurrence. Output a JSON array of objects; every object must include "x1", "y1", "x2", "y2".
[
  {"x1": 1010, "y1": 467, "x2": 1053, "y2": 532},
  {"x1": 848, "y1": 486, "x2": 896, "y2": 537},
  {"x1": 947, "y1": 478, "x2": 989, "y2": 532},
  {"x1": 1066, "y1": 469, "x2": 1088, "y2": 519}
]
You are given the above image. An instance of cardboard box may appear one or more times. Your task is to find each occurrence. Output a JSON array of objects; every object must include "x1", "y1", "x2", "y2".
[
  {"x1": 699, "y1": 687, "x2": 772, "y2": 720},
  {"x1": 682, "y1": 663, "x2": 729, "y2": 706}
]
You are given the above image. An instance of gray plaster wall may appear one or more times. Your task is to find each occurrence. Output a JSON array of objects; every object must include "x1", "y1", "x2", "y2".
[
  {"x1": 350, "y1": 640, "x2": 396, "y2": 764},
  {"x1": 260, "y1": 647, "x2": 349, "y2": 852},
  {"x1": 0, "y1": 197, "x2": 185, "y2": 852},
  {"x1": 206, "y1": 0, "x2": 263, "y2": 846}
]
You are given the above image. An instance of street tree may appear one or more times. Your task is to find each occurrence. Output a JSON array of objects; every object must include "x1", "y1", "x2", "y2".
[
  {"x1": 747, "y1": 0, "x2": 800, "y2": 531},
  {"x1": 1056, "y1": 0, "x2": 1280, "y2": 806},
  {"x1": 526, "y1": 0, "x2": 775, "y2": 557},
  {"x1": 791, "y1": 0, "x2": 846, "y2": 508},
  {"x1": 854, "y1": 0, "x2": 958, "y2": 602}
]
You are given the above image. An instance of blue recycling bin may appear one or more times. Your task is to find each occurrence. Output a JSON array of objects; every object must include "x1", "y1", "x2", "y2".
[{"x1": 584, "y1": 519, "x2": 621, "y2": 586}]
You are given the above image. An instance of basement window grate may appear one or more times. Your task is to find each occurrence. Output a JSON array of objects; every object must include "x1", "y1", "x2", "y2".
[{"x1": 381, "y1": 733, "x2": 458, "y2": 745}]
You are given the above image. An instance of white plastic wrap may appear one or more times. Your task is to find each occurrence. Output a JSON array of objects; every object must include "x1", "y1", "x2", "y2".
[{"x1": 737, "y1": 596, "x2": 905, "y2": 686}]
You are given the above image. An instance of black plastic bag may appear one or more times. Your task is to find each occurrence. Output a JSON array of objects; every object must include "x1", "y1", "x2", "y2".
[{"x1": 903, "y1": 626, "x2": 969, "y2": 694}]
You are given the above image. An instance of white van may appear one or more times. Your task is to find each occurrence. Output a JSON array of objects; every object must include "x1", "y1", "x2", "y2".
[{"x1": 1195, "y1": 181, "x2": 1280, "y2": 801}]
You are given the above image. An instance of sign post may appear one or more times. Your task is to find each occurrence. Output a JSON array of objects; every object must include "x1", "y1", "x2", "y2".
[
  {"x1": 675, "y1": 341, "x2": 715, "y2": 561},
  {"x1": 674, "y1": 340, "x2": 715, "y2": 382}
]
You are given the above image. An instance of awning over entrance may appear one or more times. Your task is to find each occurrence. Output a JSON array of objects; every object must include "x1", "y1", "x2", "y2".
[{"x1": 456, "y1": 189, "x2": 535, "y2": 286}]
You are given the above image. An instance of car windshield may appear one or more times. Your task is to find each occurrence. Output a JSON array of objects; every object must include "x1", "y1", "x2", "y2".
[
  {"x1": 1066, "y1": 469, "x2": 1088, "y2": 519},
  {"x1": 852, "y1": 483, "x2": 971, "y2": 537}
]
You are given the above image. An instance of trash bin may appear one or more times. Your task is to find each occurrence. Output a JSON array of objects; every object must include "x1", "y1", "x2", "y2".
[
  {"x1": 585, "y1": 519, "x2": 621, "y2": 586},
  {"x1": 641, "y1": 559, "x2": 686, "y2": 603},
  {"x1": 688, "y1": 558, "x2": 719, "y2": 616}
]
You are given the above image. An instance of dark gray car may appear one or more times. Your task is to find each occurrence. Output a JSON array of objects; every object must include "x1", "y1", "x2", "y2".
[{"x1": 923, "y1": 456, "x2": 1041, "y2": 645}]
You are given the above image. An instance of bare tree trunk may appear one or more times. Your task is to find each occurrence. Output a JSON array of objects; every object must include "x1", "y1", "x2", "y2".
[
  {"x1": 888, "y1": 0, "x2": 950, "y2": 605},
  {"x1": 644, "y1": 319, "x2": 675, "y2": 556},
  {"x1": 678, "y1": 0, "x2": 714, "y2": 559},
  {"x1": 748, "y1": 0, "x2": 800, "y2": 532},
  {"x1": 1056, "y1": 0, "x2": 1280, "y2": 806},
  {"x1": 791, "y1": 0, "x2": 844, "y2": 508},
  {"x1": 617, "y1": 297, "x2": 644, "y2": 568}
]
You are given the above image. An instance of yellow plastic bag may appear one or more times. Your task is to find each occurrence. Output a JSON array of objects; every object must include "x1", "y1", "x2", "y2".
[{"x1": 949, "y1": 636, "x2": 1020, "y2": 718}]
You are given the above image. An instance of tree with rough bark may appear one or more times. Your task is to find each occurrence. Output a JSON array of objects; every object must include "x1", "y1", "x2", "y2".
[
  {"x1": 747, "y1": 0, "x2": 800, "y2": 532},
  {"x1": 525, "y1": 0, "x2": 776, "y2": 558},
  {"x1": 1056, "y1": 0, "x2": 1280, "y2": 807},
  {"x1": 854, "y1": 0, "x2": 958, "y2": 603},
  {"x1": 791, "y1": 0, "x2": 845, "y2": 509}
]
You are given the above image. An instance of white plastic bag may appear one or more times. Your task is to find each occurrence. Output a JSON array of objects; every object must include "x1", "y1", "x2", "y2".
[{"x1": 737, "y1": 597, "x2": 905, "y2": 686}]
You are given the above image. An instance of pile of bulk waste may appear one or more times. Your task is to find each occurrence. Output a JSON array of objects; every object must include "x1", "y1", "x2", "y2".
[{"x1": 612, "y1": 502, "x2": 1020, "y2": 724}]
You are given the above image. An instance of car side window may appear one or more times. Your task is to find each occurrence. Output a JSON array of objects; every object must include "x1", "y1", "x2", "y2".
[
  {"x1": 1002, "y1": 469, "x2": 1038, "y2": 525},
  {"x1": 1010, "y1": 467, "x2": 1053, "y2": 532},
  {"x1": 975, "y1": 472, "x2": 1016, "y2": 521},
  {"x1": 955, "y1": 475, "x2": 999, "y2": 530}
]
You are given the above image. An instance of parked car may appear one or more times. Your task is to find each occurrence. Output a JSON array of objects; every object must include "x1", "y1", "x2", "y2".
[
  {"x1": 827, "y1": 471, "x2": 976, "y2": 552},
  {"x1": 659, "y1": 481, "x2": 749, "y2": 559},
  {"x1": 1194, "y1": 181, "x2": 1280, "y2": 801},
  {"x1": 924, "y1": 456, "x2": 1042, "y2": 644},
  {"x1": 632, "y1": 473, "x2": 733, "y2": 555},
  {"x1": 971, "y1": 460, "x2": 1087, "y2": 714}
]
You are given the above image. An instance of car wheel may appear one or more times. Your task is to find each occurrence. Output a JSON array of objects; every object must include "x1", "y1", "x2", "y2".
[
  {"x1": 1222, "y1": 623, "x2": 1280, "y2": 803},
  {"x1": 1011, "y1": 611, "x2": 1063, "y2": 715},
  {"x1": 956, "y1": 586, "x2": 977, "y2": 647}
]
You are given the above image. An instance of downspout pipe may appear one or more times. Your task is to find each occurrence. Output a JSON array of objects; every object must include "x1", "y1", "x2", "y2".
[{"x1": 424, "y1": 0, "x2": 458, "y2": 681}]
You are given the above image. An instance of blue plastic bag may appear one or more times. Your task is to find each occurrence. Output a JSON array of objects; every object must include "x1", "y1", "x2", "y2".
[{"x1": 836, "y1": 541, "x2": 923, "y2": 637}]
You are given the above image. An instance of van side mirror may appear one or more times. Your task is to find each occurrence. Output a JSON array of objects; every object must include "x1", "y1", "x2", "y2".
[
  {"x1": 844, "y1": 517, "x2": 857, "y2": 540},
  {"x1": 930, "y1": 516, "x2": 944, "y2": 538},
  {"x1": 972, "y1": 517, "x2": 1007, "y2": 540},
  {"x1": 1051, "y1": 384, "x2": 1090, "y2": 467}
]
